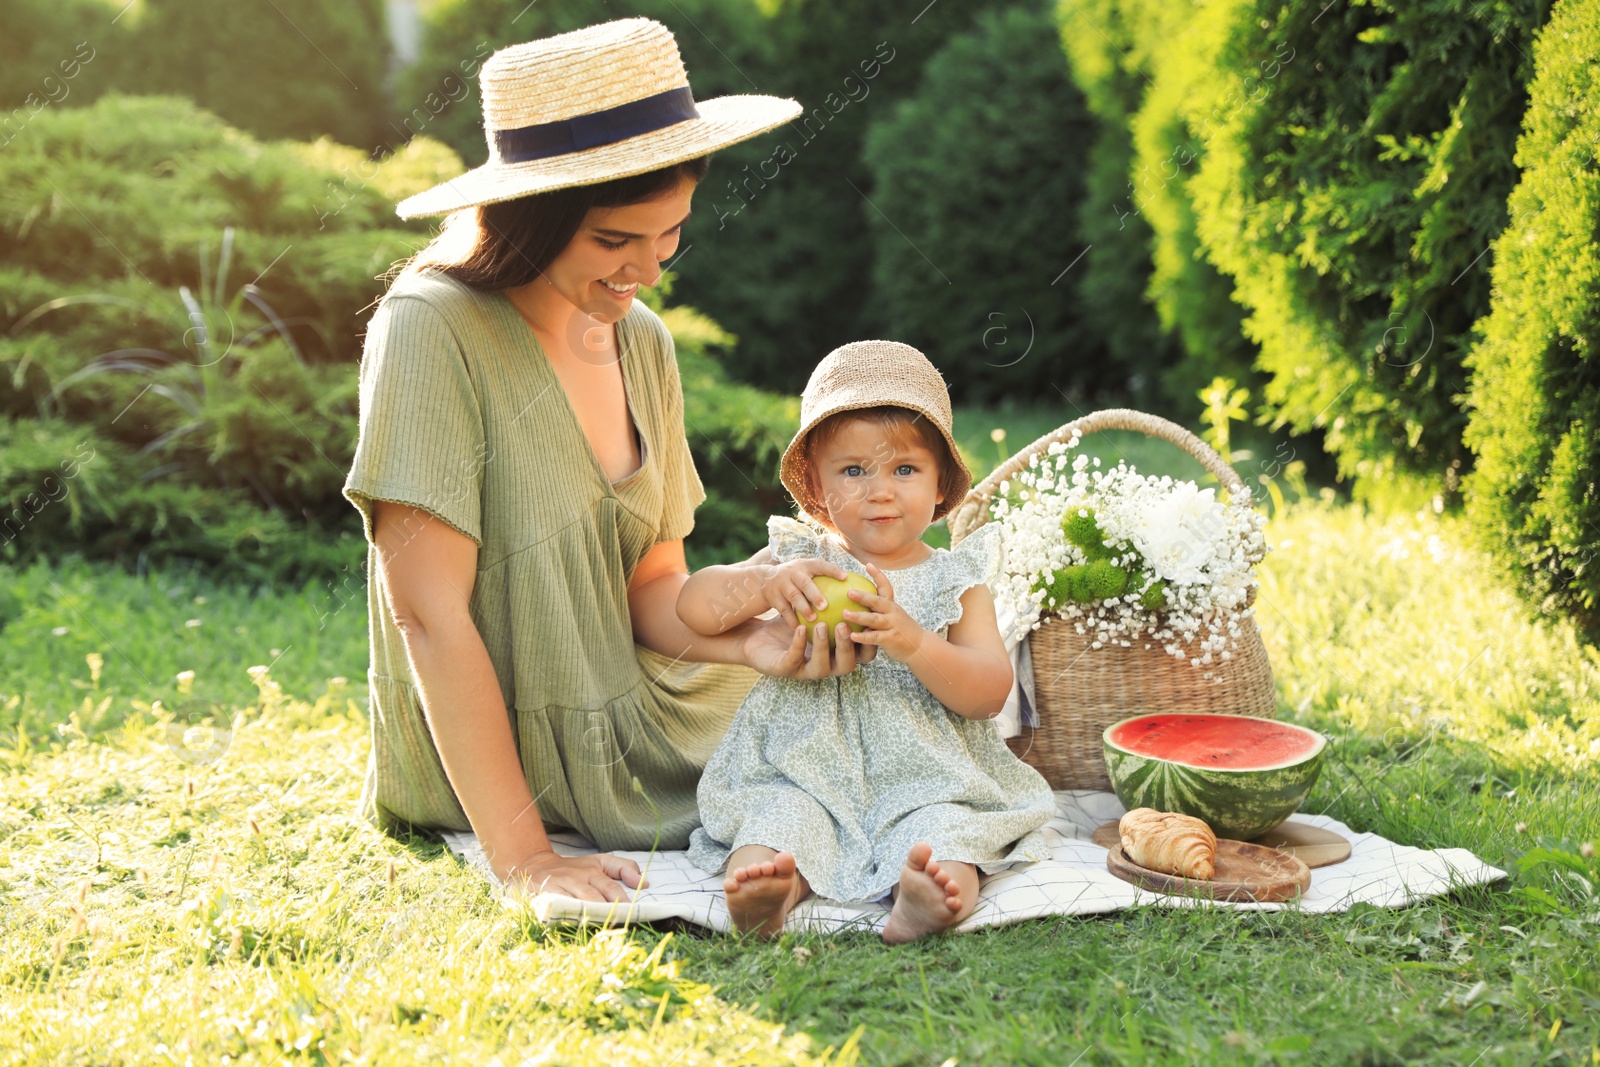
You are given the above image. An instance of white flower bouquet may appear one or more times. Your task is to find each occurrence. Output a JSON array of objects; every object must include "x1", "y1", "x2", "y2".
[{"x1": 989, "y1": 427, "x2": 1270, "y2": 680}]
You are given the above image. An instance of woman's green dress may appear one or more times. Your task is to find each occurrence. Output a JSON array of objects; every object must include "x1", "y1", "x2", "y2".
[{"x1": 343, "y1": 267, "x2": 759, "y2": 851}]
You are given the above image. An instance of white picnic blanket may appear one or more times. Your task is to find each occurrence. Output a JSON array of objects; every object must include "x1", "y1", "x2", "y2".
[{"x1": 440, "y1": 790, "x2": 1507, "y2": 933}]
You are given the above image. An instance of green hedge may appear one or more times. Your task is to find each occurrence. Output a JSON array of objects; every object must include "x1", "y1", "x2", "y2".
[
  {"x1": 120, "y1": 0, "x2": 393, "y2": 152},
  {"x1": 861, "y1": 3, "x2": 1114, "y2": 404},
  {"x1": 1, "y1": 91, "x2": 798, "y2": 579},
  {"x1": 0, "y1": 0, "x2": 120, "y2": 120},
  {"x1": 0, "y1": 95, "x2": 439, "y2": 527},
  {"x1": 1055, "y1": 0, "x2": 1182, "y2": 411},
  {"x1": 1117, "y1": 1, "x2": 1263, "y2": 411},
  {"x1": 1181, "y1": 0, "x2": 1548, "y2": 497},
  {"x1": 1461, "y1": 0, "x2": 1600, "y2": 640},
  {"x1": 0, "y1": 93, "x2": 436, "y2": 580}
]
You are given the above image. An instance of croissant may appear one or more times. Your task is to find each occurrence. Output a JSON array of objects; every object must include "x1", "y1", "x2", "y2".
[{"x1": 1119, "y1": 807, "x2": 1218, "y2": 880}]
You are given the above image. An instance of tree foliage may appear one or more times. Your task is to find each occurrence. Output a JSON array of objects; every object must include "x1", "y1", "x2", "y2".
[
  {"x1": 0, "y1": 0, "x2": 119, "y2": 118},
  {"x1": 861, "y1": 3, "x2": 1104, "y2": 404},
  {"x1": 1462, "y1": 0, "x2": 1600, "y2": 640},
  {"x1": 1182, "y1": 0, "x2": 1548, "y2": 497},
  {"x1": 125, "y1": 0, "x2": 394, "y2": 152},
  {"x1": 0, "y1": 91, "x2": 793, "y2": 580}
]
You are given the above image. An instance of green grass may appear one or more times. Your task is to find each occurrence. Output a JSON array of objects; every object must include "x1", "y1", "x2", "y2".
[
  {"x1": 2, "y1": 492, "x2": 1598, "y2": 1062},
  {"x1": 0, "y1": 547, "x2": 369, "y2": 744},
  {"x1": 664, "y1": 499, "x2": 1600, "y2": 1065}
]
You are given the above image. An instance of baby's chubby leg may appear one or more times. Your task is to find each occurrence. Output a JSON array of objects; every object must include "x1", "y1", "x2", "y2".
[
  {"x1": 724, "y1": 844, "x2": 812, "y2": 938},
  {"x1": 882, "y1": 842, "x2": 979, "y2": 944}
]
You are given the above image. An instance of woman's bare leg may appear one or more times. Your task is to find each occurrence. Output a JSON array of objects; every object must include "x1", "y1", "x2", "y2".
[{"x1": 724, "y1": 845, "x2": 812, "y2": 938}]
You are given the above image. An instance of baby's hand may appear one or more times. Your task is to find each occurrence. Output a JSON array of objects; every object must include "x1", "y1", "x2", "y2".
[
  {"x1": 763, "y1": 557, "x2": 851, "y2": 630},
  {"x1": 843, "y1": 563, "x2": 927, "y2": 664}
]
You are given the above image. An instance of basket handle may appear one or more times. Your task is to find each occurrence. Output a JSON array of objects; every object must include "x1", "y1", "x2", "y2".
[{"x1": 947, "y1": 408, "x2": 1249, "y2": 543}]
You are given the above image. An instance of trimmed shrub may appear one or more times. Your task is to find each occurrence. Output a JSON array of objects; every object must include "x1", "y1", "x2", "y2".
[
  {"x1": 0, "y1": 94, "x2": 436, "y2": 363},
  {"x1": 0, "y1": 414, "x2": 365, "y2": 584},
  {"x1": 1182, "y1": 0, "x2": 1547, "y2": 498},
  {"x1": 1462, "y1": 0, "x2": 1600, "y2": 640},
  {"x1": 2, "y1": 91, "x2": 799, "y2": 576},
  {"x1": 860, "y1": 3, "x2": 1108, "y2": 404},
  {"x1": 0, "y1": 0, "x2": 122, "y2": 122},
  {"x1": 121, "y1": 0, "x2": 393, "y2": 152},
  {"x1": 0, "y1": 93, "x2": 450, "y2": 579},
  {"x1": 1117, "y1": 1, "x2": 1264, "y2": 411}
]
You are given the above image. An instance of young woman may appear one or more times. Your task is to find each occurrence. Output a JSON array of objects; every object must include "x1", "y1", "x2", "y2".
[{"x1": 344, "y1": 18, "x2": 870, "y2": 905}]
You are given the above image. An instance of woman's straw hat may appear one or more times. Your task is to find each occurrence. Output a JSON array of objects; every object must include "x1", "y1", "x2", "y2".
[
  {"x1": 395, "y1": 18, "x2": 801, "y2": 220},
  {"x1": 780, "y1": 341, "x2": 973, "y2": 527}
]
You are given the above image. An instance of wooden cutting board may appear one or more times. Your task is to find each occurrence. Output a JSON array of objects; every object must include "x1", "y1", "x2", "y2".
[
  {"x1": 1091, "y1": 819, "x2": 1352, "y2": 869},
  {"x1": 1106, "y1": 840, "x2": 1312, "y2": 903}
]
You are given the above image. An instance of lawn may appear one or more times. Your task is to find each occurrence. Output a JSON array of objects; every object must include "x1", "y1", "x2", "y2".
[{"x1": 2, "y1": 489, "x2": 1598, "y2": 1062}]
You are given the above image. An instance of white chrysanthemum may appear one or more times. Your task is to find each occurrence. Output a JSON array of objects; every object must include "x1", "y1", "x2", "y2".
[{"x1": 987, "y1": 441, "x2": 1268, "y2": 667}]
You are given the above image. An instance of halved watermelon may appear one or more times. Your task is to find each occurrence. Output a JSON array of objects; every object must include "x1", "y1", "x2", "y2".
[{"x1": 1102, "y1": 713, "x2": 1327, "y2": 839}]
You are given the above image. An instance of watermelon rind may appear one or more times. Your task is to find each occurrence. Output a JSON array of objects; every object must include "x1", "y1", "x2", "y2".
[{"x1": 1102, "y1": 713, "x2": 1327, "y2": 839}]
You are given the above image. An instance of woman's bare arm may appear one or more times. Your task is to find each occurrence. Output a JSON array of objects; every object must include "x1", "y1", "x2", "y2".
[{"x1": 371, "y1": 500, "x2": 642, "y2": 901}]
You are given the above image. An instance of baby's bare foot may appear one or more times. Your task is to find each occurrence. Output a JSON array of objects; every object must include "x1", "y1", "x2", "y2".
[
  {"x1": 725, "y1": 851, "x2": 803, "y2": 938},
  {"x1": 882, "y1": 842, "x2": 969, "y2": 944}
]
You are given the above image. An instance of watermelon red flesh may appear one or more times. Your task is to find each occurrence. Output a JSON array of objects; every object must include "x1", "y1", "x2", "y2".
[
  {"x1": 1107, "y1": 714, "x2": 1320, "y2": 770},
  {"x1": 1102, "y1": 713, "x2": 1327, "y2": 840}
]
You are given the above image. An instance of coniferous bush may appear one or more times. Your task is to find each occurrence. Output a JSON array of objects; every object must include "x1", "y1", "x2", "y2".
[
  {"x1": 1056, "y1": 0, "x2": 1183, "y2": 412},
  {"x1": 860, "y1": 3, "x2": 1109, "y2": 405},
  {"x1": 0, "y1": 94, "x2": 444, "y2": 579},
  {"x1": 1181, "y1": 0, "x2": 1548, "y2": 498},
  {"x1": 123, "y1": 0, "x2": 394, "y2": 152},
  {"x1": 1117, "y1": 1, "x2": 1264, "y2": 411},
  {"x1": 1461, "y1": 0, "x2": 1600, "y2": 640},
  {"x1": 1, "y1": 91, "x2": 797, "y2": 578}
]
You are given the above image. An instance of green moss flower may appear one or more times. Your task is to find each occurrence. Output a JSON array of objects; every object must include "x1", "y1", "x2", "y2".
[
  {"x1": 1083, "y1": 560, "x2": 1128, "y2": 600},
  {"x1": 1132, "y1": 571, "x2": 1168, "y2": 611},
  {"x1": 1061, "y1": 507, "x2": 1106, "y2": 556}
]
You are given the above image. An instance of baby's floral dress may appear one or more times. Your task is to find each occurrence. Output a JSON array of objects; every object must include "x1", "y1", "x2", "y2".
[{"x1": 687, "y1": 515, "x2": 1057, "y2": 903}]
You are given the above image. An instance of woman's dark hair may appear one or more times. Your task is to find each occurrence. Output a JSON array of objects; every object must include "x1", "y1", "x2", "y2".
[{"x1": 385, "y1": 155, "x2": 710, "y2": 292}]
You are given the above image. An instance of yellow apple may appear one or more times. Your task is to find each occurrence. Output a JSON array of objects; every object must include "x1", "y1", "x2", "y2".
[{"x1": 806, "y1": 572, "x2": 879, "y2": 650}]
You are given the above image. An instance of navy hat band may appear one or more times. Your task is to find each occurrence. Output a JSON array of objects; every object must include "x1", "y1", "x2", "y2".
[{"x1": 493, "y1": 86, "x2": 699, "y2": 163}]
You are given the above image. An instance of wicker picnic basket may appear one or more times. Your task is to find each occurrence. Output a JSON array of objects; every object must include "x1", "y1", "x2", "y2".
[{"x1": 947, "y1": 408, "x2": 1276, "y2": 792}]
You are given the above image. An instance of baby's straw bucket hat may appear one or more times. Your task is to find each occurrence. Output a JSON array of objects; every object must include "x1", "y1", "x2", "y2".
[
  {"x1": 780, "y1": 341, "x2": 973, "y2": 527},
  {"x1": 395, "y1": 18, "x2": 802, "y2": 219}
]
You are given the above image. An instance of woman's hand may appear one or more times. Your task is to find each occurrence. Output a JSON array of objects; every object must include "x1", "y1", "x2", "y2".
[
  {"x1": 843, "y1": 563, "x2": 927, "y2": 664},
  {"x1": 740, "y1": 614, "x2": 876, "y2": 678},
  {"x1": 497, "y1": 849, "x2": 647, "y2": 903},
  {"x1": 761, "y1": 557, "x2": 852, "y2": 629}
]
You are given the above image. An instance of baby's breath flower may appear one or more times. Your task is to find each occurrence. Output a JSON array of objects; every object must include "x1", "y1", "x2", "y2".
[{"x1": 989, "y1": 440, "x2": 1269, "y2": 668}]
